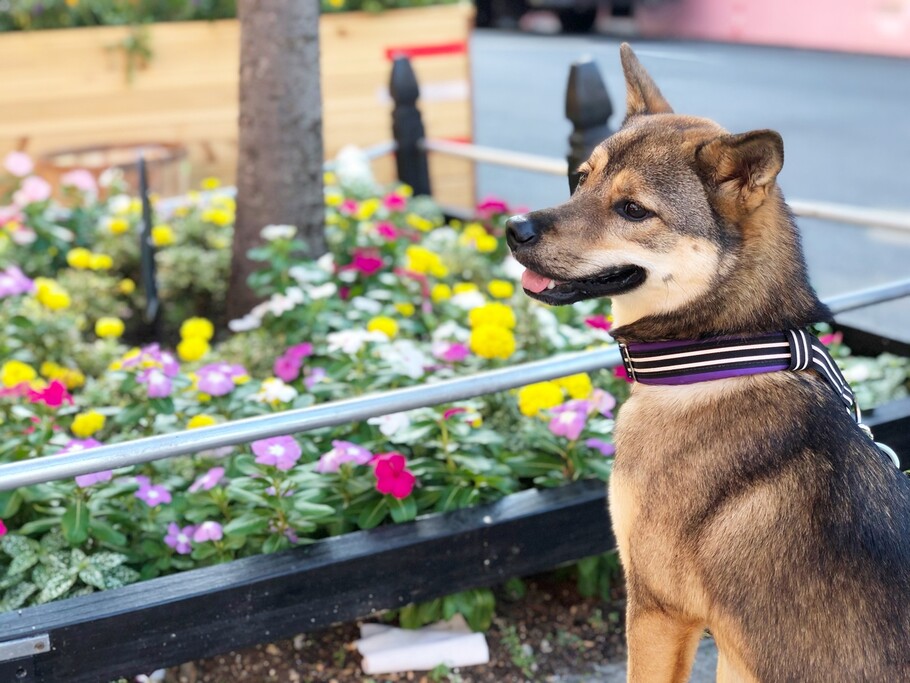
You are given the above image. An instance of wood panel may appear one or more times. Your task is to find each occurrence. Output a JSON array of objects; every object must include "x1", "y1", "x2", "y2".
[{"x1": 0, "y1": 5, "x2": 475, "y2": 208}]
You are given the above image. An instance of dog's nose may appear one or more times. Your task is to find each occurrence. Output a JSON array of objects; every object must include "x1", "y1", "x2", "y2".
[{"x1": 505, "y1": 214, "x2": 541, "y2": 250}]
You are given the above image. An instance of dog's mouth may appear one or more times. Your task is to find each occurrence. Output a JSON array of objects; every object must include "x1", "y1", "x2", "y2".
[{"x1": 520, "y1": 265, "x2": 647, "y2": 305}]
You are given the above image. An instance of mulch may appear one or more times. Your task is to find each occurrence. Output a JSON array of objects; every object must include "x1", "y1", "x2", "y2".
[{"x1": 164, "y1": 572, "x2": 627, "y2": 683}]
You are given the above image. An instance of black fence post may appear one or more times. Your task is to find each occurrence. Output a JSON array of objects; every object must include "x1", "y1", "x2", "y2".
[
  {"x1": 566, "y1": 58, "x2": 614, "y2": 195},
  {"x1": 137, "y1": 155, "x2": 162, "y2": 341},
  {"x1": 390, "y1": 56, "x2": 432, "y2": 196}
]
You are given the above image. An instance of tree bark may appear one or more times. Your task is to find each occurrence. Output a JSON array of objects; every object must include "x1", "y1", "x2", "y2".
[{"x1": 229, "y1": 0, "x2": 325, "y2": 320}]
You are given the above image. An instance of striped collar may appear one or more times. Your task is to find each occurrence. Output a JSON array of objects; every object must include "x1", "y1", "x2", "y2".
[{"x1": 618, "y1": 329, "x2": 855, "y2": 409}]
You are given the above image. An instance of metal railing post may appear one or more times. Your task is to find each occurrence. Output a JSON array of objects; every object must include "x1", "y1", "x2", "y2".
[
  {"x1": 566, "y1": 58, "x2": 613, "y2": 194},
  {"x1": 390, "y1": 56, "x2": 432, "y2": 196}
]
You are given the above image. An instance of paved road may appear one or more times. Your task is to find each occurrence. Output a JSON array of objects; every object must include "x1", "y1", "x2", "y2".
[
  {"x1": 553, "y1": 638, "x2": 718, "y2": 682},
  {"x1": 469, "y1": 32, "x2": 910, "y2": 341}
]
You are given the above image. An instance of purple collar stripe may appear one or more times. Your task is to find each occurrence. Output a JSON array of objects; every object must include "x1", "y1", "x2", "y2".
[{"x1": 635, "y1": 363, "x2": 790, "y2": 385}]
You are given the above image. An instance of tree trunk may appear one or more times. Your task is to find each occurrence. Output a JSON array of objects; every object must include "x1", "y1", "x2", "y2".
[{"x1": 229, "y1": 0, "x2": 325, "y2": 320}]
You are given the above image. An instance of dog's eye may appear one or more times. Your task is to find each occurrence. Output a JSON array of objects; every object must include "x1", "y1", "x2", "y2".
[
  {"x1": 575, "y1": 171, "x2": 589, "y2": 188},
  {"x1": 618, "y1": 201, "x2": 652, "y2": 221}
]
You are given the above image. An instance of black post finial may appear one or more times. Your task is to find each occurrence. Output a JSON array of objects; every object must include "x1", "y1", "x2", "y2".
[
  {"x1": 566, "y1": 58, "x2": 614, "y2": 195},
  {"x1": 137, "y1": 154, "x2": 162, "y2": 340},
  {"x1": 390, "y1": 56, "x2": 432, "y2": 197}
]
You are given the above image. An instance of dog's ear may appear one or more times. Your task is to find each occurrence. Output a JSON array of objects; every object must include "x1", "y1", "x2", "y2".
[
  {"x1": 620, "y1": 43, "x2": 673, "y2": 119},
  {"x1": 695, "y1": 130, "x2": 784, "y2": 204}
]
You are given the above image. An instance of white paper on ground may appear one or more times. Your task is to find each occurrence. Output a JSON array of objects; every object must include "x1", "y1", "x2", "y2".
[{"x1": 355, "y1": 615, "x2": 490, "y2": 675}]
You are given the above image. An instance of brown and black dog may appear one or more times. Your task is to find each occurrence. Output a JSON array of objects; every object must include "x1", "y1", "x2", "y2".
[{"x1": 507, "y1": 44, "x2": 910, "y2": 682}]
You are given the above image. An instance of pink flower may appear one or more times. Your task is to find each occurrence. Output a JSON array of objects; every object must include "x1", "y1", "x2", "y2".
[
  {"x1": 340, "y1": 199, "x2": 358, "y2": 215},
  {"x1": 383, "y1": 193, "x2": 407, "y2": 211},
  {"x1": 13, "y1": 176, "x2": 52, "y2": 206},
  {"x1": 196, "y1": 363, "x2": 245, "y2": 396},
  {"x1": 135, "y1": 476, "x2": 172, "y2": 507},
  {"x1": 0, "y1": 265, "x2": 34, "y2": 299},
  {"x1": 0, "y1": 519, "x2": 6, "y2": 537},
  {"x1": 585, "y1": 315, "x2": 612, "y2": 331},
  {"x1": 373, "y1": 452, "x2": 416, "y2": 499},
  {"x1": 304, "y1": 366, "x2": 327, "y2": 390},
  {"x1": 432, "y1": 341, "x2": 469, "y2": 363},
  {"x1": 4, "y1": 152, "x2": 33, "y2": 177},
  {"x1": 590, "y1": 388, "x2": 616, "y2": 418},
  {"x1": 614, "y1": 364, "x2": 632, "y2": 383},
  {"x1": 75, "y1": 470, "x2": 113, "y2": 488},
  {"x1": 286, "y1": 343, "x2": 313, "y2": 360},
  {"x1": 350, "y1": 248, "x2": 384, "y2": 276},
  {"x1": 314, "y1": 440, "x2": 373, "y2": 473},
  {"x1": 443, "y1": 407, "x2": 467, "y2": 420},
  {"x1": 138, "y1": 368, "x2": 172, "y2": 399},
  {"x1": 273, "y1": 354, "x2": 303, "y2": 383},
  {"x1": 164, "y1": 523, "x2": 195, "y2": 554},
  {"x1": 27, "y1": 380, "x2": 73, "y2": 407},
  {"x1": 62, "y1": 438, "x2": 112, "y2": 488},
  {"x1": 376, "y1": 221, "x2": 398, "y2": 240},
  {"x1": 188, "y1": 467, "x2": 225, "y2": 493},
  {"x1": 819, "y1": 332, "x2": 843, "y2": 347},
  {"x1": 252, "y1": 435, "x2": 302, "y2": 471},
  {"x1": 548, "y1": 400, "x2": 590, "y2": 441},
  {"x1": 193, "y1": 521, "x2": 223, "y2": 542},
  {"x1": 60, "y1": 169, "x2": 97, "y2": 194},
  {"x1": 586, "y1": 438, "x2": 616, "y2": 457},
  {"x1": 476, "y1": 197, "x2": 509, "y2": 219}
]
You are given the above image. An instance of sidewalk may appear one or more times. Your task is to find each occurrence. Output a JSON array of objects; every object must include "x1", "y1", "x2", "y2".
[{"x1": 553, "y1": 639, "x2": 718, "y2": 682}]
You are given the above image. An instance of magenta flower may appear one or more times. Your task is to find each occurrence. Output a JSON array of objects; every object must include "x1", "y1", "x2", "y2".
[
  {"x1": 373, "y1": 452, "x2": 416, "y2": 499},
  {"x1": 138, "y1": 368, "x2": 172, "y2": 399},
  {"x1": 164, "y1": 523, "x2": 196, "y2": 554},
  {"x1": 305, "y1": 366, "x2": 327, "y2": 390},
  {"x1": 819, "y1": 332, "x2": 843, "y2": 347},
  {"x1": 383, "y1": 193, "x2": 407, "y2": 211},
  {"x1": 475, "y1": 197, "x2": 509, "y2": 219},
  {"x1": 614, "y1": 364, "x2": 632, "y2": 383},
  {"x1": 443, "y1": 407, "x2": 466, "y2": 420},
  {"x1": 28, "y1": 380, "x2": 73, "y2": 408},
  {"x1": 351, "y1": 248, "x2": 384, "y2": 276},
  {"x1": 135, "y1": 476, "x2": 172, "y2": 507},
  {"x1": 193, "y1": 521, "x2": 223, "y2": 542},
  {"x1": 340, "y1": 198, "x2": 358, "y2": 215},
  {"x1": 0, "y1": 519, "x2": 6, "y2": 537},
  {"x1": 585, "y1": 314, "x2": 612, "y2": 331},
  {"x1": 433, "y1": 341, "x2": 469, "y2": 363},
  {"x1": 196, "y1": 364, "x2": 235, "y2": 396},
  {"x1": 286, "y1": 343, "x2": 313, "y2": 360},
  {"x1": 252, "y1": 436, "x2": 302, "y2": 471},
  {"x1": 586, "y1": 438, "x2": 616, "y2": 457},
  {"x1": 314, "y1": 440, "x2": 373, "y2": 473},
  {"x1": 376, "y1": 221, "x2": 398, "y2": 240},
  {"x1": 0, "y1": 265, "x2": 34, "y2": 299},
  {"x1": 273, "y1": 354, "x2": 302, "y2": 383},
  {"x1": 548, "y1": 400, "x2": 591, "y2": 441},
  {"x1": 188, "y1": 466, "x2": 225, "y2": 493}
]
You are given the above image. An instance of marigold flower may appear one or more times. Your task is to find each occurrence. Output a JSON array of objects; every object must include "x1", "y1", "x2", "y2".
[
  {"x1": 475, "y1": 234, "x2": 498, "y2": 253},
  {"x1": 517, "y1": 381, "x2": 564, "y2": 417},
  {"x1": 95, "y1": 317, "x2": 125, "y2": 339},
  {"x1": 1, "y1": 360, "x2": 36, "y2": 388},
  {"x1": 118, "y1": 278, "x2": 136, "y2": 295},
  {"x1": 555, "y1": 373, "x2": 593, "y2": 400},
  {"x1": 394, "y1": 302, "x2": 415, "y2": 317},
  {"x1": 107, "y1": 217, "x2": 130, "y2": 235},
  {"x1": 454, "y1": 282, "x2": 478, "y2": 295},
  {"x1": 405, "y1": 213, "x2": 434, "y2": 232},
  {"x1": 323, "y1": 171, "x2": 337, "y2": 186},
  {"x1": 469, "y1": 302, "x2": 516, "y2": 330},
  {"x1": 431, "y1": 284, "x2": 452, "y2": 303},
  {"x1": 177, "y1": 337, "x2": 210, "y2": 362},
  {"x1": 201, "y1": 177, "x2": 221, "y2": 190},
  {"x1": 367, "y1": 316, "x2": 399, "y2": 339},
  {"x1": 487, "y1": 280, "x2": 515, "y2": 299},
  {"x1": 151, "y1": 224, "x2": 176, "y2": 247},
  {"x1": 469, "y1": 324, "x2": 516, "y2": 360},
  {"x1": 202, "y1": 208, "x2": 233, "y2": 226},
  {"x1": 355, "y1": 198, "x2": 380, "y2": 221},
  {"x1": 405, "y1": 246, "x2": 448, "y2": 278},
  {"x1": 187, "y1": 414, "x2": 217, "y2": 429},
  {"x1": 373, "y1": 452, "x2": 416, "y2": 499},
  {"x1": 66, "y1": 247, "x2": 93, "y2": 269},
  {"x1": 88, "y1": 253, "x2": 114, "y2": 270},
  {"x1": 34, "y1": 278, "x2": 70, "y2": 310},
  {"x1": 180, "y1": 317, "x2": 214, "y2": 341},
  {"x1": 71, "y1": 410, "x2": 105, "y2": 438}
]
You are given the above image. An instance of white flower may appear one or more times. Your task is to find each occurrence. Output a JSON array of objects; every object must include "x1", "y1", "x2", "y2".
[
  {"x1": 376, "y1": 340, "x2": 431, "y2": 379},
  {"x1": 450, "y1": 290, "x2": 486, "y2": 310},
  {"x1": 251, "y1": 378, "x2": 298, "y2": 405},
  {"x1": 260, "y1": 224, "x2": 296, "y2": 241},
  {"x1": 108, "y1": 194, "x2": 132, "y2": 215},
  {"x1": 266, "y1": 287, "x2": 305, "y2": 316},
  {"x1": 309, "y1": 282, "x2": 338, "y2": 300},
  {"x1": 351, "y1": 296, "x2": 383, "y2": 314},
  {"x1": 368, "y1": 412, "x2": 412, "y2": 437},
  {"x1": 316, "y1": 252, "x2": 335, "y2": 273},
  {"x1": 843, "y1": 362, "x2": 872, "y2": 383},
  {"x1": 432, "y1": 320, "x2": 470, "y2": 342},
  {"x1": 502, "y1": 256, "x2": 526, "y2": 280},
  {"x1": 289, "y1": 264, "x2": 327, "y2": 284},
  {"x1": 326, "y1": 329, "x2": 387, "y2": 355}
]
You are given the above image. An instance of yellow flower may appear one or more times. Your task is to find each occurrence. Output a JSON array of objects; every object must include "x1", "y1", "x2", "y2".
[
  {"x1": 459, "y1": 223, "x2": 487, "y2": 247},
  {"x1": 66, "y1": 247, "x2": 92, "y2": 269},
  {"x1": 180, "y1": 317, "x2": 214, "y2": 341},
  {"x1": 329, "y1": 0, "x2": 344, "y2": 7},
  {"x1": 323, "y1": 171, "x2": 337, "y2": 186},
  {"x1": 355, "y1": 198, "x2": 380, "y2": 221},
  {"x1": 476, "y1": 234, "x2": 498, "y2": 253},
  {"x1": 517, "y1": 381, "x2": 564, "y2": 417},
  {"x1": 34, "y1": 279, "x2": 71, "y2": 310},
  {"x1": 151, "y1": 224, "x2": 175, "y2": 247},
  {"x1": 469, "y1": 302, "x2": 516, "y2": 330},
  {"x1": 1, "y1": 360, "x2": 37, "y2": 388},
  {"x1": 60, "y1": 368, "x2": 85, "y2": 389},
  {"x1": 89, "y1": 253, "x2": 114, "y2": 270},
  {"x1": 174, "y1": 205, "x2": 190, "y2": 218},
  {"x1": 469, "y1": 324, "x2": 516, "y2": 360},
  {"x1": 397, "y1": 183, "x2": 413, "y2": 198},
  {"x1": 367, "y1": 316, "x2": 399, "y2": 339},
  {"x1": 405, "y1": 246, "x2": 448, "y2": 278},
  {"x1": 95, "y1": 317, "x2": 125, "y2": 339},
  {"x1": 107, "y1": 217, "x2": 130, "y2": 235},
  {"x1": 394, "y1": 302, "x2": 416, "y2": 317},
  {"x1": 118, "y1": 278, "x2": 136, "y2": 295},
  {"x1": 431, "y1": 284, "x2": 452, "y2": 303},
  {"x1": 325, "y1": 191, "x2": 343, "y2": 208},
  {"x1": 488, "y1": 279, "x2": 515, "y2": 299},
  {"x1": 187, "y1": 414, "x2": 217, "y2": 429},
  {"x1": 201, "y1": 208, "x2": 233, "y2": 226},
  {"x1": 555, "y1": 373, "x2": 593, "y2": 400},
  {"x1": 71, "y1": 410, "x2": 105, "y2": 438},
  {"x1": 406, "y1": 214, "x2": 434, "y2": 232},
  {"x1": 201, "y1": 177, "x2": 221, "y2": 190},
  {"x1": 129, "y1": 198, "x2": 142, "y2": 215},
  {"x1": 177, "y1": 337, "x2": 210, "y2": 362},
  {"x1": 453, "y1": 282, "x2": 479, "y2": 295}
]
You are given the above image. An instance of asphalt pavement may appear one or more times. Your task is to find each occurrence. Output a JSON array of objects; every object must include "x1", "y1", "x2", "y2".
[{"x1": 469, "y1": 31, "x2": 910, "y2": 341}]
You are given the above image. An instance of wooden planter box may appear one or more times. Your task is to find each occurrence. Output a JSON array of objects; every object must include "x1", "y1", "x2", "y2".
[
  {"x1": 0, "y1": 5, "x2": 475, "y2": 207},
  {"x1": 0, "y1": 326, "x2": 907, "y2": 682}
]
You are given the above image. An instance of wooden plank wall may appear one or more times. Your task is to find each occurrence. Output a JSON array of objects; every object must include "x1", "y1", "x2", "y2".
[{"x1": 0, "y1": 5, "x2": 475, "y2": 208}]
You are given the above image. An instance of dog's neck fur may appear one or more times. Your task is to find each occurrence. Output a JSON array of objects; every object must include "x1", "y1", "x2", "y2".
[{"x1": 611, "y1": 188, "x2": 831, "y2": 343}]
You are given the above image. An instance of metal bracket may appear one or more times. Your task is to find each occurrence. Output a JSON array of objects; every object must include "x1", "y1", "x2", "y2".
[{"x1": 0, "y1": 635, "x2": 50, "y2": 682}]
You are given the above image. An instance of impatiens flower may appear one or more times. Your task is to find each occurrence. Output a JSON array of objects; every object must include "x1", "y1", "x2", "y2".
[
  {"x1": 0, "y1": 266, "x2": 34, "y2": 299},
  {"x1": 196, "y1": 364, "x2": 235, "y2": 396},
  {"x1": 340, "y1": 198, "x2": 358, "y2": 215},
  {"x1": 443, "y1": 407, "x2": 466, "y2": 420},
  {"x1": 349, "y1": 248, "x2": 384, "y2": 277},
  {"x1": 60, "y1": 169, "x2": 97, "y2": 194},
  {"x1": 135, "y1": 477, "x2": 172, "y2": 507},
  {"x1": 58, "y1": 439, "x2": 112, "y2": 487},
  {"x1": 586, "y1": 438, "x2": 616, "y2": 457},
  {"x1": 432, "y1": 341, "x2": 470, "y2": 363},
  {"x1": 585, "y1": 314, "x2": 612, "y2": 331},
  {"x1": 138, "y1": 368, "x2": 173, "y2": 399},
  {"x1": 373, "y1": 452, "x2": 416, "y2": 499},
  {"x1": 164, "y1": 523, "x2": 196, "y2": 554},
  {"x1": 819, "y1": 332, "x2": 843, "y2": 347},
  {"x1": 376, "y1": 221, "x2": 398, "y2": 240},
  {"x1": 273, "y1": 354, "x2": 303, "y2": 383},
  {"x1": 590, "y1": 388, "x2": 617, "y2": 418},
  {"x1": 326, "y1": 329, "x2": 387, "y2": 355},
  {"x1": 188, "y1": 467, "x2": 225, "y2": 493},
  {"x1": 475, "y1": 197, "x2": 509, "y2": 219},
  {"x1": 251, "y1": 377, "x2": 298, "y2": 405},
  {"x1": 193, "y1": 521, "x2": 224, "y2": 543},
  {"x1": 252, "y1": 435, "x2": 302, "y2": 471},
  {"x1": 304, "y1": 366, "x2": 327, "y2": 390},
  {"x1": 4, "y1": 151, "x2": 33, "y2": 177},
  {"x1": 548, "y1": 400, "x2": 591, "y2": 441},
  {"x1": 383, "y1": 192, "x2": 407, "y2": 211},
  {"x1": 28, "y1": 380, "x2": 73, "y2": 407},
  {"x1": 368, "y1": 412, "x2": 411, "y2": 437},
  {"x1": 315, "y1": 440, "x2": 373, "y2": 473},
  {"x1": 0, "y1": 519, "x2": 6, "y2": 537},
  {"x1": 614, "y1": 364, "x2": 632, "y2": 383},
  {"x1": 13, "y1": 176, "x2": 52, "y2": 206},
  {"x1": 75, "y1": 469, "x2": 114, "y2": 488}
]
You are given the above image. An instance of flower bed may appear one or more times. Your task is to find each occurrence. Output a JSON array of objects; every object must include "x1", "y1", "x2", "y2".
[{"x1": 1, "y1": 149, "x2": 909, "y2": 628}]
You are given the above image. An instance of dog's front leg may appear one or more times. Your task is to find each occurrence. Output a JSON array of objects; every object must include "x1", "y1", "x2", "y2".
[{"x1": 626, "y1": 600, "x2": 703, "y2": 682}]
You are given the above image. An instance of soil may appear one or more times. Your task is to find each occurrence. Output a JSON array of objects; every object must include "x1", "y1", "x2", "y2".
[{"x1": 164, "y1": 573, "x2": 627, "y2": 683}]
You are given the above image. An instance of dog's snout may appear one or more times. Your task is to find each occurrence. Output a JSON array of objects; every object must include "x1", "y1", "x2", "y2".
[{"x1": 505, "y1": 214, "x2": 542, "y2": 250}]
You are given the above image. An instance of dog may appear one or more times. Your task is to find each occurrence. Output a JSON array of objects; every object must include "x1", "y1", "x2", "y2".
[{"x1": 506, "y1": 44, "x2": 910, "y2": 682}]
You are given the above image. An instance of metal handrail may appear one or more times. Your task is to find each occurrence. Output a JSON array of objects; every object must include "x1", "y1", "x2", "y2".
[{"x1": 1, "y1": 278, "x2": 909, "y2": 492}]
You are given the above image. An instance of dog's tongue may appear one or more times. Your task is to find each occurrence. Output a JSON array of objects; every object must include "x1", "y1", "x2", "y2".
[{"x1": 521, "y1": 269, "x2": 553, "y2": 294}]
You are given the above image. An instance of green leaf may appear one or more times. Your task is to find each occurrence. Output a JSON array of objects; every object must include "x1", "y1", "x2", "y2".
[
  {"x1": 78, "y1": 566, "x2": 106, "y2": 590},
  {"x1": 262, "y1": 533, "x2": 289, "y2": 554},
  {"x1": 34, "y1": 572, "x2": 77, "y2": 604},
  {"x1": 149, "y1": 397, "x2": 175, "y2": 415},
  {"x1": 87, "y1": 552, "x2": 128, "y2": 571},
  {"x1": 6, "y1": 551, "x2": 38, "y2": 577},
  {"x1": 102, "y1": 565, "x2": 140, "y2": 589},
  {"x1": 576, "y1": 556, "x2": 599, "y2": 597},
  {"x1": 357, "y1": 497, "x2": 389, "y2": 530},
  {"x1": 0, "y1": 491, "x2": 22, "y2": 518},
  {"x1": 191, "y1": 544, "x2": 217, "y2": 561},
  {"x1": 0, "y1": 535, "x2": 38, "y2": 557},
  {"x1": 113, "y1": 403, "x2": 147, "y2": 426},
  {"x1": 291, "y1": 500, "x2": 335, "y2": 518},
  {"x1": 89, "y1": 519, "x2": 127, "y2": 547},
  {"x1": 223, "y1": 514, "x2": 270, "y2": 537},
  {"x1": 17, "y1": 517, "x2": 63, "y2": 537},
  {"x1": 0, "y1": 582, "x2": 37, "y2": 611},
  {"x1": 389, "y1": 496, "x2": 417, "y2": 523},
  {"x1": 62, "y1": 500, "x2": 90, "y2": 546}
]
